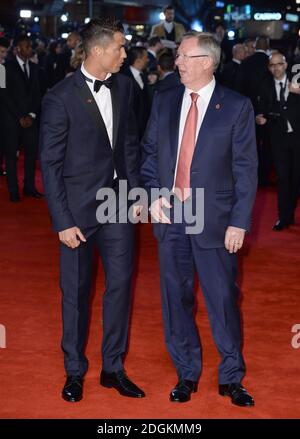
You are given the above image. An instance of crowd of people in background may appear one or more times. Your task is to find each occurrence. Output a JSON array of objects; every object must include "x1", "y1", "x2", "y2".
[{"x1": 0, "y1": 3, "x2": 300, "y2": 229}]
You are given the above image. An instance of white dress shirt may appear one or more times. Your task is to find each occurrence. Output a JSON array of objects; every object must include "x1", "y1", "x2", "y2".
[
  {"x1": 164, "y1": 21, "x2": 174, "y2": 33},
  {"x1": 274, "y1": 74, "x2": 293, "y2": 133},
  {"x1": 129, "y1": 65, "x2": 144, "y2": 89},
  {"x1": 173, "y1": 77, "x2": 216, "y2": 187},
  {"x1": 16, "y1": 55, "x2": 29, "y2": 77},
  {"x1": 81, "y1": 63, "x2": 116, "y2": 177},
  {"x1": 16, "y1": 55, "x2": 37, "y2": 119}
]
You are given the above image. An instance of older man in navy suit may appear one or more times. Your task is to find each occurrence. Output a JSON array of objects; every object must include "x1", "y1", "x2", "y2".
[
  {"x1": 40, "y1": 18, "x2": 144, "y2": 402},
  {"x1": 141, "y1": 32, "x2": 257, "y2": 406}
]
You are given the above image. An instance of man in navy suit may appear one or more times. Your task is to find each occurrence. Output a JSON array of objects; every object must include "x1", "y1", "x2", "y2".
[
  {"x1": 141, "y1": 32, "x2": 257, "y2": 406},
  {"x1": 40, "y1": 18, "x2": 144, "y2": 402}
]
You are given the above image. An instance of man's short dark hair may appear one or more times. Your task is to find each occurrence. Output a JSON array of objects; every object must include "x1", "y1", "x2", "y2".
[
  {"x1": 81, "y1": 17, "x2": 124, "y2": 55},
  {"x1": 14, "y1": 35, "x2": 31, "y2": 47},
  {"x1": 0, "y1": 37, "x2": 9, "y2": 49},
  {"x1": 148, "y1": 37, "x2": 161, "y2": 48},
  {"x1": 158, "y1": 53, "x2": 175, "y2": 71},
  {"x1": 127, "y1": 46, "x2": 147, "y2": 66},
  {"x1": 164, "y1": 5, "x2": 174, "y2": 13}
]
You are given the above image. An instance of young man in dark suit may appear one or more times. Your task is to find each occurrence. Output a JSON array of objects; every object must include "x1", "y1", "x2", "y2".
[
  {"x1": 2, "y1": 35, "x2": 43, "y2": 201},
  {"x1": 40, "y1": 18, "x2": 144, "y2": 402}
]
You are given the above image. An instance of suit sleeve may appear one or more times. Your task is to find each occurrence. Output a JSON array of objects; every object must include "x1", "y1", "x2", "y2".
[
  {"x1": 140, "y1": 92, "x2": 161, "y2": 198},
  {"x1": 124, "y1": 80, "x2": 140, "y2": 189},
  {"x1": 39, "y1": 92, "x2": 75, "y2": 232},
  {"x1": 229, "y1": 98, "x2": 258, "y2": 231}
]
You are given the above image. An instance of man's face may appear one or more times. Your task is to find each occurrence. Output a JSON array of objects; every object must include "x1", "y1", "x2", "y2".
[
  {"x1": 175, "y1": 37, "x2": 208, "y2": 88},
  {"x1": 245, "y1": 41, "x2": 255, "y2": 57},
  {"x1": 268, "y1": 54, "x2": 287, "y2": 80},
  {"x1": 140, "y1": 50, "x2": 149, "y2": 70},
  {"x1": 0, "y1": 46, "x2": 8, "y2": 64},
  {"x1": 67, "y1": 33, "x2": 79, "y2": 49},
  {"x1": 165, "y1": 9, "x2": 175, "y2": 23},
  {"x1": 17, "y1": 40, "x2": 32, "y2": 60},
  {"x1": 97, "y1": 32, "x2": 127, "y2": 74}
]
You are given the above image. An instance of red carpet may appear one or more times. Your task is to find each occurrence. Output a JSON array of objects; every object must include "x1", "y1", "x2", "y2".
[{"x1": 0, "y1": 159, "x2": 300, "y2": 419}]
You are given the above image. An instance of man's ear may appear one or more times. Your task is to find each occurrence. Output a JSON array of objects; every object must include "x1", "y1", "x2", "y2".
[{"x1": 93, "y1": 45, "x2": 104, "y2": 57}]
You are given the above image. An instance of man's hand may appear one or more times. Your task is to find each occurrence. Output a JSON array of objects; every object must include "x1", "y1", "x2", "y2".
[
  {"x1": 255, "y1": 114, "x2": 267, "y2": 125},
  {"x1": 149, "y1": 197, "x2": 172, "y2": 224},
  {"x1": 289, "y1": 81, "x2": 300, "y2": 95},
  {"x1": 225, "y1": 226, "x2": 246, "y2": 254},
  {"x1": 132, "y1": 204, "x2": 143, "y2": 219},
  {"x1": 20, "y1": 115, "x2": 33, "y2": 129},
  {"x1": 59, "y1": 226, "x2": 87, "y2": 249}
]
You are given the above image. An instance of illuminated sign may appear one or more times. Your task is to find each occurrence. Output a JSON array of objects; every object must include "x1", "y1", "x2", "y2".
[
  {"x1": 285, "y1": 13, "x2": 299, "y2": 23},
  {"x1": 254, "y1": 12, "x2": 282, "y2": 21}
]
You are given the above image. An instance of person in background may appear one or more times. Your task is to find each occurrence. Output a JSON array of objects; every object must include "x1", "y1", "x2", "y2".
[
  {"x1": 44, "y1": 40, "x2": 63, "y2": 89},
  {"x1": 69, "y1": 42, "x2": 85, "y2": 72},
  {"x1": 147, "y1": 36, "x2": 163, "y2": 71},
  {"x1": 2, "y1": 35, "x2": 43, "y2": 201},
  {"x1": 156, "y1": 52, "x2": 180, "y2": 93},
  {"x1": 0, "y1": 37, "x2": 9, "y2": 176},
  {"x1": 220, "y1": 44, "x2": 247, "y2": 91},
  {"x1": 123, "y1": 46, "x2": 150, "y2": 139},
  {"x1": 54, "y1": 31, "x2": 81, "y2": 84},
  {"x1": 150, "y1": 4, "x2": 186, "y2": 44},
  {"x1": 256, "y1": 53, "x2": 300, "y2": 230},
  {"x1": 244, "y1": 38, "x2": 255, "y2": 58}
]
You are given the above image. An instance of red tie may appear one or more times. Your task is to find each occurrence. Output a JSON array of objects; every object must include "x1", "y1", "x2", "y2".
[{"x1": 174, "y1": 92, "x2": 199, "y2": 201}]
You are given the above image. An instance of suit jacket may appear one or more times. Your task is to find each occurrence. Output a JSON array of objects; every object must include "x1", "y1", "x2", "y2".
[
  {"x1": 220, "y1": 60, "x2": 241, "y2": 92},
  {"x1": 150, "y1": 22, "x2": 185, "y2": 43},
  {"x1": 141, "y1": 83, "x2": 258, "y2": 248},
  {"x1": 256, "y1": 76, "x2": 300, "y2": 145},
  {"x1": 147, "y1": 51, "x2": 158, "y2": 71},
  {"x1": 236, "y1": 52, "x2": 271, "y2": 111},
  {"x1": 2, "y1": 58, "x2": 41, "y2": 126},
  {"x1": 122, "y1": 67, "x2": 150, "y2": 140},
  {"x1": 156, "y1": 71, "x2": 181, "y2": 93},
  {"x1": 40, "y1": 69, "x2": 140, "y2": 233}
]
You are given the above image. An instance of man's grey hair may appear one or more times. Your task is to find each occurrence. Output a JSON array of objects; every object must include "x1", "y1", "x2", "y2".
[{"x1": 182, "y1": 31, "x2": 221, "y2": 71}]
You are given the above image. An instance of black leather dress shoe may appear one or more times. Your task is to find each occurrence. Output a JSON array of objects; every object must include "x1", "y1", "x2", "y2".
[
  {"x1": 219, "y1": 383, "x2": 254, "y2": 407},
  {"x1": 10, "y1": 192, "x2": 20, "y2": 202},
  {"x1": 170, "y1": 380, "x2": 198, "y2": 403},
  {"x1": 23, "y1": 188, "x2": 44, "y2": 198},
  {"x1": 62, "y1": 375, "x2": 83, "y2": 402},
  {"x1": 273, "y1": 220, "x2": 289, "y2": 231},
  {"x1": 100, "y1": 370, "x2": 145, "y2": 398}
]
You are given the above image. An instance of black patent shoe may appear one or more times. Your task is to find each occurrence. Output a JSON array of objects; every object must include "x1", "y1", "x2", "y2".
[
  {"x1": 219, "y1": 383, "x2": 254, "y2": 407},
  {"x1": 100, "y1": 370, "x2": 145, "y2": 398},
  {"x1": 62, "y1": 375, "x2": 83, "y2": 402},
  {"x1": 170, "y1": 380, "x2": 198, "y2": 403}
]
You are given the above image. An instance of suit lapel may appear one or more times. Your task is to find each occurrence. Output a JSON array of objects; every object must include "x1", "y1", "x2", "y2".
[
  {"x1": 110, "y1": 74, "x2": 120, "y2": 149},
  {"x1": 73, "y1": 69, "x2": 112, "y2": 147},
  {"x1": 169, "y1": 85, "x2": 185, "y2": 168},
  {"x1": 193, "y1": 83, "x2": 224, "y2": 154}
]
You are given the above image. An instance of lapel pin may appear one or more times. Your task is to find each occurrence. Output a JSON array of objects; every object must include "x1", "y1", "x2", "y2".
[{"x1": 215, "y1": 103, "x2": 221, "y2": 110}]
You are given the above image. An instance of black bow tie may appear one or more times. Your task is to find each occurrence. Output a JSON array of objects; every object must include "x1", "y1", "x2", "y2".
[
  {"x1": 82, "y1": 72, "x2": 113, "y2": 92},
  {"x1": 93, "y1": 77, "x2": 113, "y2": 92}
]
